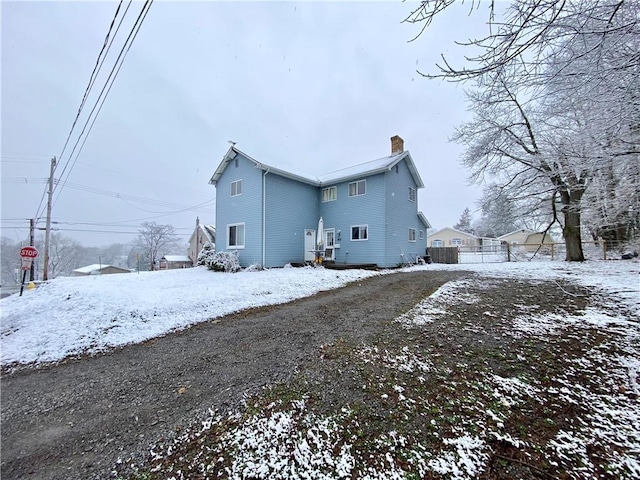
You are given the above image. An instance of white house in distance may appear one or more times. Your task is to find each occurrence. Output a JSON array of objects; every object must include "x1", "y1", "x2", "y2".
[
  {"x1": 188, "y1": 217, "x2": 215, "y2": 264},
  {"x1": 499, "y1": 229, "x2": 555, "y2": 252}
]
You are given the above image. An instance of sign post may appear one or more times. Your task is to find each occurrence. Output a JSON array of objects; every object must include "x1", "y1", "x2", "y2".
[{"x1": 19, "y1": 246, "x2": 38, "y2": 297}]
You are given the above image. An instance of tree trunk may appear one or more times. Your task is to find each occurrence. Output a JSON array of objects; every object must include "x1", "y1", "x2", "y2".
[{"x1": 562, "y1": 197, "x2": 585, "y2": 262}]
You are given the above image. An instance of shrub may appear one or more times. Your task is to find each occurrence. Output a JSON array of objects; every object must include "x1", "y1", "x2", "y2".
[
  {"x1": 206, "y1": 251, "x2": 241, "y2": 273},
  {"x1": 197, "y1": 242, "x2": 216, "y2": 266}
]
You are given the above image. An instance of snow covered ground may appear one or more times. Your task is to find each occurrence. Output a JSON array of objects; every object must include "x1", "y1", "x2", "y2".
[
  {"x1": 111, "y1": 259, "x2": 637, "y2": 480},
  {"x1": 1, "y1": 260, "x2": 637, "y2": 367}
]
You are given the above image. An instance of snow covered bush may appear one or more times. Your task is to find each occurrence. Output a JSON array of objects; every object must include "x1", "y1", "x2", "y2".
[
  {"x1": 205, "y1": 251, "x2": 241, "y2": 273},
  {"x1": 197, "y1": 242, "x2": 216, "y2": 267}
]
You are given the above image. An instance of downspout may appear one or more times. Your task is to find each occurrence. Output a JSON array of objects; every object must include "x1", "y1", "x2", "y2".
[{"x1": 262, "y1": 168, "x2": 270, "y2": 267}]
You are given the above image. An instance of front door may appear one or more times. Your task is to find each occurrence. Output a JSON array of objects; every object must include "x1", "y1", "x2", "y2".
[
  {"x1": 304, "y1": 229, "x2": 316, "y2": 262},
  {"x1": 324, "y1": 229, "x2": 335, "y2": 261}
]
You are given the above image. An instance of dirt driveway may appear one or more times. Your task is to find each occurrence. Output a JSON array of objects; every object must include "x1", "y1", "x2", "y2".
[{"x1": 1, "y1": 270, "x2": 467, "y2": 480}]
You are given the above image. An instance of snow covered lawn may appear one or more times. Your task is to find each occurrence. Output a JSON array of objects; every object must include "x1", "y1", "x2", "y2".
[
  {"x1": 1, "y1": 266, "x2": 382, "y2": 367},
  {"x1": 3, "y1": 259, "x2": 639, "y2": 479}
]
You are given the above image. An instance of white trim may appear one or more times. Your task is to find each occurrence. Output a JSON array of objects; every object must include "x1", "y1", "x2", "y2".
[
  {"x1": 227, "y1": 222, "x2": 245, "y2": 249},
  {"x1": 409, "y1": 228, "x2": 416, "y2": 242},
  {"x1": 350, "y1": 224, "x2": 368, "y2": 241},
  {"x1": 408, "y1": 186, "x2": 416, "y2": 203}
]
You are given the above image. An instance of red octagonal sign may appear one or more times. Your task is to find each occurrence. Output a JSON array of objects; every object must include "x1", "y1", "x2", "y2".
[{"x1": 20, "y1": 246, "x2": 39, "y2": 258}]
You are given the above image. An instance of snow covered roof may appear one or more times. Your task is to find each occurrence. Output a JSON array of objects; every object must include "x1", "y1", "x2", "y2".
[
  {"x1": 162, "y1": 255, "x2": 192, "y2": 263},
  {"x1": 210, "y1": 146, "x2": 424, "y2": 189},
  {"x1": 418, "y1": 212, "x2": 431, "y2": 229},
  {"x1": 209, "y1": 147, "x2": 317, "y2": 187},
  {"x1": 429, "y1": 227, "x2": 479, "y2": 239},
  {"x1": 498, "y1": 229, "x2": 534, "y2": 239},
  {"x1": 72, "y1": 264, "x2": 125, "y2": 274},
  {"x1": 317, "y1": 151, "x2": 424, "y2": 188},
  {"x1": 189, "y1": 224, "x2": 216, "y2": 244}
]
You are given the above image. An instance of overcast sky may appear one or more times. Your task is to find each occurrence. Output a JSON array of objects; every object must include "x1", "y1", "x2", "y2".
[{"x1": 1, "y1": 1, "x2": 494, "y2": 248}]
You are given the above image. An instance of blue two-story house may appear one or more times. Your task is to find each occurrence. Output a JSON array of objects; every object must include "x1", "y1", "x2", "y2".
[{"x1": 209, "y1": 136, "x2": 430, "y2": 268}]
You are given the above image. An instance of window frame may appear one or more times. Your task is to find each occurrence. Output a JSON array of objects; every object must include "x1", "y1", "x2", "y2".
[
  {"x1": 408, "y1": 228, "x2": 416, "y2": 242},
  {"x1": 419, "y1": 230, "x2": 424, "y2": 240},
  {"x1": 322, "y1": 186, "x2": 337, "y2": 202},
  {"x1": 348, "y1": 179, "x2": 366, "y2": 197},
  {"x1": 230, "y1": 179, "x2": 243, "y2": 197},
  {"x1": 350, "y1": 224, "x2": 368, "y2": 241},
  {"x1": 451, "y1": 238, "x2": 463, "y2": 246},
  {"x1": 408, "y1": 186, "x2": 416, "y2": 203},
  {"x1": 432, "y1": 239, "x2": 443, "y2": 247},
  {"x1": 227, "y1": 222, "x2": 245, "y2": 249}
]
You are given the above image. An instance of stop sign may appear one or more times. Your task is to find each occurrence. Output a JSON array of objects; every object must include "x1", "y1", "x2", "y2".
[{"x1": 20, "y1": 246, "x2": 39, "y2": 258}]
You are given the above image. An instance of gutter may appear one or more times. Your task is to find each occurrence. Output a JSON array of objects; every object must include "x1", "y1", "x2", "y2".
[{"x1": 262, "y1": 168, "x2": 270, "y2": 267}]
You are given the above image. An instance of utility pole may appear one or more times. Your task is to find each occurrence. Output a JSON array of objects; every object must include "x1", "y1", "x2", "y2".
[
  {"x1": 29, "y1": 218, "x2": 35, "y2": 281},
  {"x1": 42, "y1": 157, "x2": 56, "y2": 281}
]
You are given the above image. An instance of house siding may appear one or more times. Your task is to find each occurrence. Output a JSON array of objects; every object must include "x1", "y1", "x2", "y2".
[
  {"x1": 215, "y1": 153, "x2": 264, "y2": 266},
  {"x1": 430, "y1": 228, "x2": 479, "y2": 247},
  {"x1": 264, "y1": 173, "x2": 318, "y2": 267},
  {"x1": 384, "y1": 159, "x2": 425, "y2": 266},
  {"x1": 321, "y1": 173, "x2": 386, "y2": 265}
]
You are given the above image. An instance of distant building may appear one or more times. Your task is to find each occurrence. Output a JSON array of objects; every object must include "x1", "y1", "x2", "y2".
[
  {"x1": 159, "y1": 255, "x2": 193, "y2": 270},
  {"x1": 71, "y1": 264, "x2": 131, "y2": 276},
  {"x1": 188, "y1": 217, "x2": 215, "y2": 264},
  {"x1": 499, "y1": 229, "x2": 555, "y2": 252}
]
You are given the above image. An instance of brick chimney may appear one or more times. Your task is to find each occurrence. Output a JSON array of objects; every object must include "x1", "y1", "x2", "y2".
[{"x1": 391, "y1": 135, "x2": 404, "y2": 155}]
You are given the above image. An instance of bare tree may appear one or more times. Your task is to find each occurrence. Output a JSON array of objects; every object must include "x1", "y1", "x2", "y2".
[
  {"x1": 134, "y1": 222, "x2": 180, "y2": 271},
  {"x1": 410, "y1": 0, "x2": 639, "y2": 260}
]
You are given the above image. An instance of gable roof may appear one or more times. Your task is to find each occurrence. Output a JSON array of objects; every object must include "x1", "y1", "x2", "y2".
[
  {"x1": 210, "y1": 146, "x2": 424, "y2": 189},
  {"x1": 72, "y1": 264, "x2": 130, "y2": 274},
  {"x1": 189, "y1": 224, "x2": 216, "y2": 244},
  {"x1": 317, "y1": 151, "x2": 424, "y2": 188},
  {"x1": 429, "y1": 226, "x2": 479, "y2": 239},
  {"x1": 209, "y1": 147, "x2": 317, "y2": 187},
  {"x1": 498, "y1": 229, "x2": 534, "y2": 239},
  {"x1": 162, "y1": 255, "x2": 192, "y2": 263}
]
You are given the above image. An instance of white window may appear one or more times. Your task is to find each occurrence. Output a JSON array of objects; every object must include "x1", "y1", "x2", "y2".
[
  {"x1": 351, "y1": 225, "x2": 368, "y2": 241},
  {"x1": 408, "y1": 187, "x2": 416, "y2": 202},
  {"x1": 230, "y1": 180, "x2": 242, "y2": 197},
  {"x1": 322, "y1": 186, "x2": 337, "y2": 202},
  {"x1": 419, "y1": 230, "x2": 424, "y2": 240},
  {"x1": 409, "y1": 228, "x2": 416, "y2": 242},
  {"x1": 451, "y1": 238, "x2": 463, "y2": 246},
  {"x1": 432, "y1": 239, "x2": 443, "y2": 247},
  {"x1": 348, "y1": 179, "x2": 366, "y2": 197},
  {"x1": 227, "y1": 223, "x2": 245, "y2": 248}
]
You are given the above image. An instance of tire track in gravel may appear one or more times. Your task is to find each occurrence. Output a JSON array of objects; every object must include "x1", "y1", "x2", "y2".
[{"x1": 1, "y1": 270, "x2": 467, "y2": 480}]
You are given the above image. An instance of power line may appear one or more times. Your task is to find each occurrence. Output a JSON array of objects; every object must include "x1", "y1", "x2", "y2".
[
  {"x1": 51, "y1": 0, "x2": 154, "y2": 211},
  {"x1": 57, "y1": 1, "x2": 127, "y2": 164}
]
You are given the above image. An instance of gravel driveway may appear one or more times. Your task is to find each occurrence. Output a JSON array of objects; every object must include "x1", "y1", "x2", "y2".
[{"x1": 1, "y1": 270, "x2": 466, "y2": 480}]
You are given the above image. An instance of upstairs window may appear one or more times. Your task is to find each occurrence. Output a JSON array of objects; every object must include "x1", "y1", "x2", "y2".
[
  {"x1": 419, "y1": 230, "x2": 424, "y2": 240},
  {"x1": 408, "y1": 187, "x2": 416, "y2": 202},
  {"x1": 451, "y1": 238, "x2": 463, "y2": 246},
  {"x1": 409, "y1": 228, "x2": 416, "y2": 242},
  {"x1": 351, "y1": 225, "x2": 368, "y2": 241},
  {"x1": 348, "y1": 179, "x2": 366, "y2": 197},
  {"x1": 432, "y1": 239, "x2": 443, "y2": 247},
  {"x1": 322, "y1": 186, "x2": 337, "y2": 202},
  {"x1": 230, "y1": 179, "x2": 243, "y2": 197}
]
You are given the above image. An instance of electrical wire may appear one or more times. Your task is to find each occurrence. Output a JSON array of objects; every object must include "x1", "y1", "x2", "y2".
[
  {"x1": 57, "y1": 1, "x2": 127, "y2": 165},
  {"x1": 52, "y1": 0, "x2": 153, "y2": 208}
]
